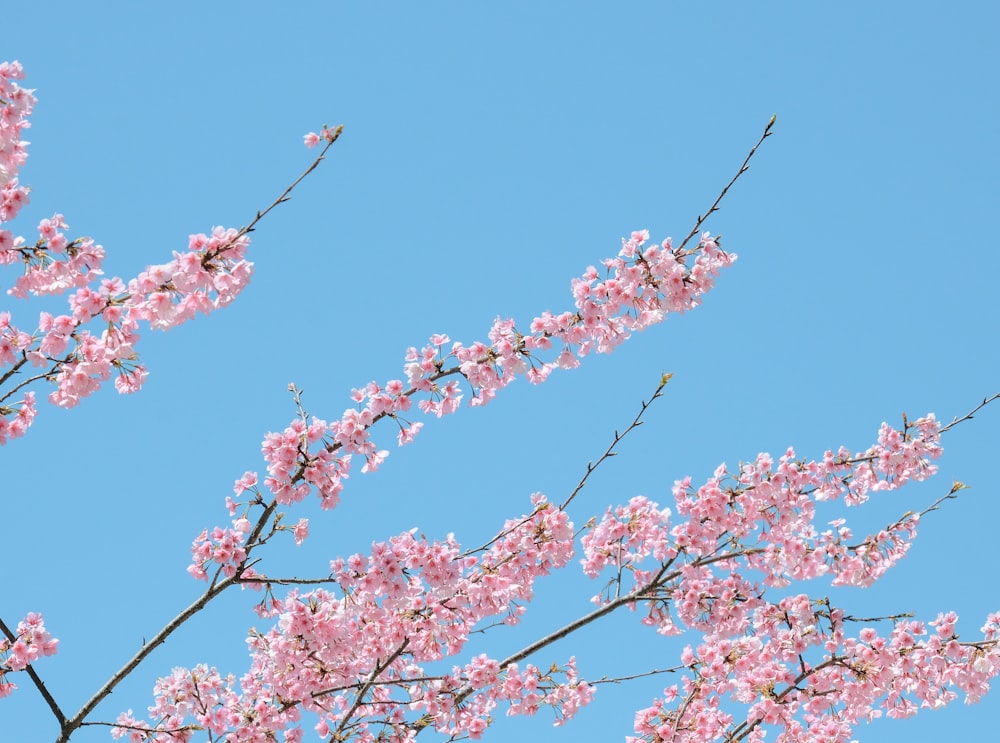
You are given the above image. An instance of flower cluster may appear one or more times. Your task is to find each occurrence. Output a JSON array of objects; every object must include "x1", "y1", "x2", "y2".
[
  {"x1": 158, "y1": 413, "x2": 1000, "y2": 743},
  {"x1": 0, "y1": 612, "x2": 58, "y2": 698},
  {"x1": 0, "y1": 61, "x2": 253, "y2": 438},
  {"x1": 628, "y1": 604, "x2": 1000, "y2": 743},
  {"x1": 570, "y1": 415, "x2": 1000, "y2": 742},
  {"x1": 581, "y1": 495, "x2": 674, "y2": 580},
  {"x1": 580, "y1": 416, "x2": 943, "y2": 634},
  {"x1": 0, "y1": 386, "x2": 34, "y2": 444},
  {"x1": 191, "y1": 230, "x2": 734, "y2": 580},
  {"x1": 0, "y1": 60, "x2": 34, "y2": 207},
  {"x1": 0, "y1": 223, "x2": 252, "y2": 412},
  {"x1": 137, "y1": 496, "x2": 589, "y2": 740}
]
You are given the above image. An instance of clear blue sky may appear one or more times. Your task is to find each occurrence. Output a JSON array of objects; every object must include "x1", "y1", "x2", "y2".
[{"x1": 3, "y1": 3, "x2": 998, "y2": 742}]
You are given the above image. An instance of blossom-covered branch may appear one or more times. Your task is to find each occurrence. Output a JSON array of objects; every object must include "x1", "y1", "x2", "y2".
[
  {"x1": 0, "y1": 61, "x2": 343, "y2": 443},
  {"x1": 112, "y1": 404, "x2": 1000, "y2": 742},
  {"x1": 0, "y1": 60, "x2": 344, "y2": 732}
]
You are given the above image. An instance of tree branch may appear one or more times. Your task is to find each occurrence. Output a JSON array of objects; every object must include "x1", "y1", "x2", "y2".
[
  {"x1": 676, "y1": 114, "x2": 776, "y2": 254},
  {"x1": 57, "y1": 577, "x2": 236, "y2": 742},
  {"x1": 49, "y1": 128, "x2": 345, "y2": 742}
]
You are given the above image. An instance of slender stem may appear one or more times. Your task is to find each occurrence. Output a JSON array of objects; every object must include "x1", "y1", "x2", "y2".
[
  {"x1": 587, "y1": 665, "x2": 684, "y2": 685},
  {"x1": 676, "y1": 115, "x2": 776, "y2": 254},
  {"x1": 560, "y1": 373, "x2": 672, "y2": 511},
  {"x1": 230, "y1": 126, "x2": 343, "y2": 244},
  {"x1": 0, "y1": 365, "x2": 57, "y2": 403},
  {"x1": 463, "y1": 373, "x2": 672, "y2": 557},
  {"x1": 939, "y1": 392, "x2": 1000, "y2": 433},
  {"x1": 238, "y1": 575, "x2": 338, "y2": 586}
]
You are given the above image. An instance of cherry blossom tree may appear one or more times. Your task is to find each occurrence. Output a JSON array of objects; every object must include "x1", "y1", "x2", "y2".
[{"x1": 3, "y1": 60, "x2": 999, "y2": 743}]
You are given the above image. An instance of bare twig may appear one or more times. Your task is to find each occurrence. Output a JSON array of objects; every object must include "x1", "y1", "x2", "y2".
[
  {"x1": 462, "y1": 372, "x2": 673, "y2": 557},
  {"x1": 587, "y1": 665, "x2": 685, "y2": 685},
  {"x1": 561, "y1": 372, "x2": 674, "y2": 511},
  {"x1": 676, "y1": 115, "x2": 776, "y2": 254},
  {"x1": 939, "y1": 392, "x2": 1000, "y2": 434}
]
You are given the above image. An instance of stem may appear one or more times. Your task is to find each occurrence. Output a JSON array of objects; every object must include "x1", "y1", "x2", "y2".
[
  {"x1": 587, "y1": 665, "x2": 684, "y2": 685},
  {"x1": 230, "y1": 126, "x2": 343, "y2": 245},
  {"x1": 560, "y1": 373, "x2": 672, "y2": 511},
  {"x1": 939, "y1": 392, "x2": 1000, "y2": 433},
  {"x1": 0, "y1": 364, "x2": 54, "y2": 403},
  {"x1": 463, "y1": 372, "x2": 672, "y2": 557},
  {"x1": 676, "y1": 114, "x2": 776, "y2": 254}
]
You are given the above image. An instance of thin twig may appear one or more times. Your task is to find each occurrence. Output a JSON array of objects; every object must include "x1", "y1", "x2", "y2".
[
  {"x1": 939, "y1": 392, "x2": 1000, "y2": 434},
  {"x1": 239, "y1": 575, "x2": 338, "y2": 586},
  {"x1": 462, "y1": 372, "x2": 673, "y2": 558},
  {"x1": 0, "y1": 356, "x2": 27, "y2": 390},
  {"x1": 560, "y1": 372, "x2": 674, "y2": 512},
  {"x1": 56, "y1": 577, "x2": 237, "y2": 742},
  {"x1": 0, "y1": 366, "x2": 56, "y2": 404},
  {"x1": 231, "y1": 126, "x2": 343, "y2": 244},
  {"x1": 676, "y1": 115, "x2": 776, "y2": 254},
  {"x1": 587, "y1": 665, "x2": 684, "y2": 685}
]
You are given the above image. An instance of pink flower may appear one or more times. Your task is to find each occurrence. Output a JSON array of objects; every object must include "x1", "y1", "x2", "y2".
[{"x1": 292, "y1": 518, "x2": 309, "y2": 545}]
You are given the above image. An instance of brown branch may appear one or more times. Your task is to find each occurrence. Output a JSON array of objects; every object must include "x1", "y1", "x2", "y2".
[
  {"x1": 559, "y1": 372, "x2": 673, "y2": 512},
  {"x1": 676, "y1": 114, "x2": 776, "y2": 254},
  {"x1": 0, "y1": 355, "x2": 27, "y2": 390},
  {"x1": 939, "y1": 392, "x2": 1000, "y2": 434},
  {"x1": 587, "y1": 665, "x2": 685, "y2": 685},
  {"x1": 0, "y1": 364, "x2": 56, "y2": 404},
  {"x1": 228, "y1": 126, "x2": 343, "y2": 246},
  {"x1": 462, "y1": 372, "x2": 673, "y2": 557},
  {"x1": 56, "y1": 576, "x2": 237, "y2": 742}
]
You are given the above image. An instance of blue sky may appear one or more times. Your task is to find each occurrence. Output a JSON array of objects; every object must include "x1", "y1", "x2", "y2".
[{"x1": 2, "y1": 2, "x2": 998, "y2": 741}]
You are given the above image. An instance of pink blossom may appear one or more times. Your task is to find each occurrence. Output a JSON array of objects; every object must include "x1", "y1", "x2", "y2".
[{"x1": 292, "y1": 518, "x2": 309, "y2": 545}]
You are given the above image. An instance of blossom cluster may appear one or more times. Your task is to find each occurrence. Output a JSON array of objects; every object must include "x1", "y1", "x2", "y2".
[
  {"x1": 189, "y1": 229, "x2": 735, "y2": 581},
  {"x1": 0, "y1": 60, "x2": 34, "y2": 209},
  {"x1": 573, "y1": 415, "x2": 1000, "y2": 741},
  {"x1": 0, "y1": 61, "x2": 253, "y2": 440},
  {"x1": 1, "y1": 220, "x2": 252, "y2": 412},
  {"x1": 123, "y1": 495, "x2": 592, "y2": 740},
  {"x1": 0, "y1": 612, "x2": 58, "y2": 698},
  {"x1": 570, "y1": 415, "x2": 943, "y2": 630},
  {"x1": 628, "y1": 605, "x2": 1000, "y2": 743},
  {"x1": 152, "y1": 412, "x2": 1000, "y2": 742}
]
